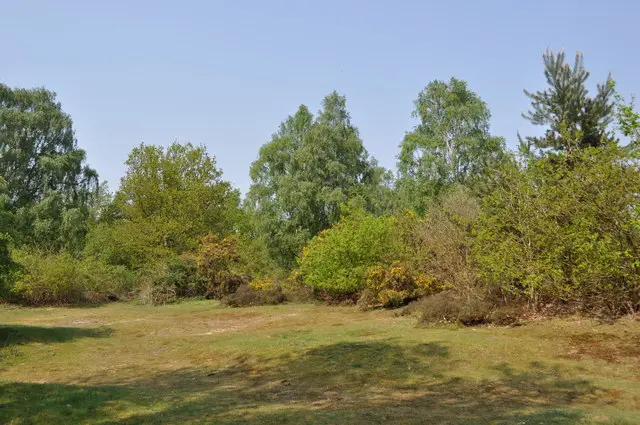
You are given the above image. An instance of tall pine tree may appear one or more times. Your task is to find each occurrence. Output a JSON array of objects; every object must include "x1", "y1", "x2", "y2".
[{"x1": 521, "y1": 50, "x2": 615, "y2": 154}]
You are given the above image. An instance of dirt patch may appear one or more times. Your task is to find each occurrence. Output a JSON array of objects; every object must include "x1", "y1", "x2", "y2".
[
  {"x1": 558, "y1": 332, "x2": 640, "y2": 363},
  {"x1": 185, "y1": 315, "x2": 269, "y2": 336},
  {"x1": 71, "y1": 319, "x2": 99, "y2": 325}
]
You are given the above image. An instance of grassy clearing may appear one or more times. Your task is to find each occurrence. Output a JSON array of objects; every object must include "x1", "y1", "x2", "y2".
[{"x1": 0, "y1": 301, "x2": 638, "y2": 424}]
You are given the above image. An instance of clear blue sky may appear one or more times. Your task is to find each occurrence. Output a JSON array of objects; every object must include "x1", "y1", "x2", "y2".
[{"x1": 2, "y1": 0, "x2": 638, "y2": 194}]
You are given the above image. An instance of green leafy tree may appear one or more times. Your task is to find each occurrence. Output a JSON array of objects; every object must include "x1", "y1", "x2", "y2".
[
  {"x1": 0, "y1": 178, "x2": 17, "y2": 296},
  {"x1": 397, "y1": 78, "x2": 505, "y2": 212},
  {"x1": 110, "y1": 142, "x2": 240, "y2": 255},
  {"x1": 521, "y1": 50, "x2": 615, "y2": 154},
  {"x1": 246, "y1": 92, "x2": 388, "y2": 268},
  {"x1": 0, "y1": 84, "x2": 98, "y2": 252},
  {"x1": 613, "y1": 86, "x2": 640, "y2": 147}
]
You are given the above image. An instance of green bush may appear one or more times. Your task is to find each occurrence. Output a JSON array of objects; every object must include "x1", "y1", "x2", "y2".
[
  {"x1": 84, "y1": 221, "x2": 173, "y2": 270},
  {"x1": 236, "y1": 232, "x2": 285, "y2": 280},
  {"x1": 474, "y1": 141, "x2": 640, "y2": 315},
  {"x1": 158, "y1": 254, "x2": 206, "y2": 298},
  {"x1": 79, "y1": 258, "x2": 136, "y2": 300},
  {"x1": 298, "y1": 207, "x2": 400, "y2": 297},
  {"x1": 10, "y1": 250, "x2": 134, "y2": 305},
  {"x1": 134, "y1": 254, "x2": 212, "y2": 305}
]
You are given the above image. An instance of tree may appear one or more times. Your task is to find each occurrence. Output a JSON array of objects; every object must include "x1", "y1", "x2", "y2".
[
  {"x1": 246, "y1": 92, "x2": 387, "y2": 269},
  {"x1": 397, "y1": 78, "x2": 505, "y2": 212},
  {"x1": 0, "y1": 178, "x2": 17, "y2": 296},
  {"x1": 111, "y1": 142, "x2": 240, "y2": 254},
  {"x1": 0, "y1": 84, "x2": 98, "y2": 252},
  {"x1": 474, "y1": 132, "x2": 640, "y2": 314},
  {"x1": 613, "y1": 86, "x2": 640, "y2": 147},
  {"x1": 521, "y1": 50, "x2": 615, "y2": 154}
]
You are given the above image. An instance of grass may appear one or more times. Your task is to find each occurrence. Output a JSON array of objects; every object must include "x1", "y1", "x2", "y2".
[{"x1": 0, "y1": 301, "x2": 638, "y2": 424}]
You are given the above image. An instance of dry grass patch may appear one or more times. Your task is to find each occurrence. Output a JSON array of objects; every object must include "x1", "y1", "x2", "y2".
[{"x1": 0, "y1": 301, "x2": 638, "y2": 424}]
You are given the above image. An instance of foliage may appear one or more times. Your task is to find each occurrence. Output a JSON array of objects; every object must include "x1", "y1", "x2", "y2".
[
  {"x1": 246, "y1": 92, "x2": 389, "y2": 269},
  {"x1": 84, "y1": 220, "x2": 173, "y2": 270},
  {"x1": 0, "y1": 234, "x2": 16, "y2": 299},
  {"x1": 132, "y1": 255, "x2": 206, "y2": 305},
  {"x1": 400, "y1": 187, "x2": 480, "y2": 295},
  {"x1": 613, "y1": 87, "x2": 640, "y2": 146},
  {"x1": 0, "y1": 178, "x2": 17, "y2": 297},
  {"x1": 82, "y1": 142, "x2": 242, "y2": 303},
  {"x1": 3, "y1": 51, "x2": 640, "y2": 319},
  {"x1": 159, "y1": 255, "x2": 206, "y2": 298},
  {"x1": 0, "y1": 84, "x2": 99, "y2": 252},
  {"x1": 397, "y1": 78, "x2": 505, "y2": 211},
  {"x1": 135, "y1": 262, "x2": 177, "y2": 306},
  {"x1": 359, "y1": 261, "x2": 433, "y2": 309},
  {"x1": 10, "y1": 249, "x2": 134, "y2": 305},
  {"x1": 474, "y1": 137, "x2": 640, "y2": 314},
  {"x1": 221, "y1": 283, "x2": 287, "y2": 307},
  {"x1": 196, "y1": 234, "x2": 249, "y2": 298},
  {"x1": 409, "y1": 290, "x2": 493, "y2": 326},
  {"x1": 298, "y1": 204, "x2": 400, "y2": 297},
  {"x1": 115, "y1": 142, "x2": 240, "y2": 254},
  {"x1": 521, "y1": 50, "x2": 615, "y2": 154},
  {"x1": 235, "y1": 232, "x2": 284, "y2": 279}
]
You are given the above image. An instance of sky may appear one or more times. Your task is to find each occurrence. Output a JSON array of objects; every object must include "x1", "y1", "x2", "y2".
[{"x1": 2, "y1": 0, "x2": 639, "y2": 194}]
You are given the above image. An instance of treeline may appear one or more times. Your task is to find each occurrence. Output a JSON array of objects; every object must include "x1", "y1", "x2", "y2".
[{"x1": 1, "y1": 50, "x2": 638, "y2": 320}]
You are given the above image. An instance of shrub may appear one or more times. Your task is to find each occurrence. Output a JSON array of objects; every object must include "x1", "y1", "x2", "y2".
[
  {"x1": 279, "y1": 271, "x2": 316, "y2": 303},
  {"x1": 11, "y1": 250, "x2": 83, "y2": 305},
  {"x1": 410, "y1": 291, "x2": 492, "y2": 326},
  {"x1": 84, "y1": 221, "x2": 173, "y2": 269},
  {"x1": 205, "y1": 271, "x2": 250, "y2": 299},
  {"x1": 222, "y1": 283, "x2": 286, "y2": 307},
  {"x1": 158, "y1": 254, "x2": 206, "y2": 298},
  {"x1": 246, "y1": 273, "x2": 315, "y2": 304},
  {"x1": 135, "y1": 262, "x2": 176, "y2": 305},
  {"x1": 473, "y1": 142, "x2": 640, "y2": 315},
  {"x1": 488, "y1": 306, "x2": 523, "y2": 326},
  {"x1": 79, "y1": 258, "x2": 136, "y2": 300},
  {"x1": 0, "y1": 234, "x2": 19, "y2": 300},
  {"x1": 197, "y1": 234, "x2": 249, "y2": 298},
  {"x1": 400, "y1": 187, "x2": 479, "y2": 296},
  {"x1": 133, "y1": 254, "x2": 212, "y2": 305},
  {"x1": 358, "y1": 262, "x2": 434, "y2": 309},
  {"x1": 298, "y1": 207, "x2": 400, "y2": 297},
  {"x1": 10, "y1": 250, "x2": 134, "y2": 305}
]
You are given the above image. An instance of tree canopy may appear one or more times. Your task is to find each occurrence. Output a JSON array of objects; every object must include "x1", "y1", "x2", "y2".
[
  {"x1": 521, "y1": 50, "x2": 615, "y2": 154},
  {"x1": 397, "y1": 78, "x2": 505, "y2": 212},
  {"x1": 1, "y1": 49, "x2": 639, "y2": 318},
  {"x1": 0, "y1": 84, "x2": 98, "y2": 252},
  {"x1": 246, "y1": 91, "x2": 388, "y2": 268},
  {"x1": 114, "y1": 142, "x2": 240, "y2": 254}
]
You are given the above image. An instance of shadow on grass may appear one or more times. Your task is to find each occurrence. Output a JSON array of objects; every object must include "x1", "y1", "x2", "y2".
[
  {"x1": 0, "y1": 340, "x2": 630, "y2": 425},
  {"x1": 0, "y1": 325, "x2": 112, "y2": 347}
]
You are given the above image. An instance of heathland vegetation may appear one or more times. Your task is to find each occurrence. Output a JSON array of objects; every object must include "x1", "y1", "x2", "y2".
[{"x1": 1, "y1": 50, "x2": 639, "y2": 321}]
